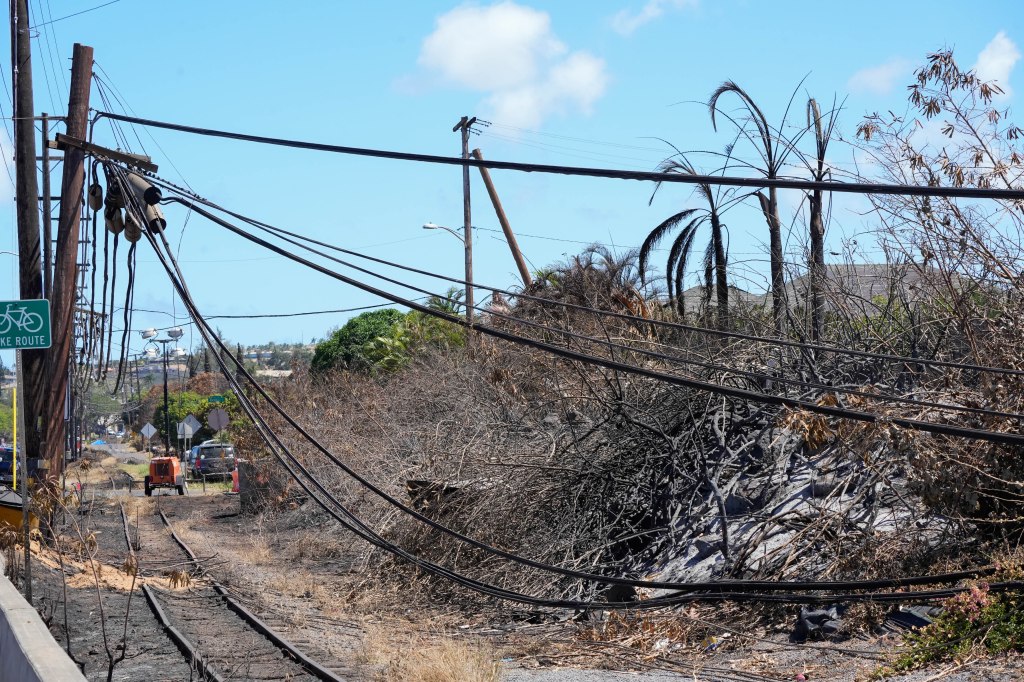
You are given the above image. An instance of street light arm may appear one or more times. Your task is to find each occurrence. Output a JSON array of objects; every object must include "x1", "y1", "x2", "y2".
[{"x1": 422, "y1": 222, "x2": 465, "y2": 244}]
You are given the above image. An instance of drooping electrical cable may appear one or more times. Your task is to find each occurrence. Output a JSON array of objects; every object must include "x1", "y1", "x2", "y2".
[
  {"x1": 100, "y1": 111, "x2": 1024, "y2": 201},
  {"x1": 107, "y1": 162, "x2": 1023, "y2": 604},
  {"x1": 195, "y1": 200, "x2": 1024, "y2": 422},
  {"x1": 155, "y1": 190, "x2": 1024, "y2": 434},
  {"x1": 146, "y1": 174, "x2": 1024, "y2": 380},
  {"x1": 137, "y1": 204, "x2": 1024, "y2": 608}
]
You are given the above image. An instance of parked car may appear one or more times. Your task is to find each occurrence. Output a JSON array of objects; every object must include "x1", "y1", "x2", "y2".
[
  {"x1": 0, "y1": 446, "x2": 42, "y2": 486},
  {"x1": 0, "y1": 446, "x2": 12, "y2": 483},
  {"x1": 192, "y1": 441, "x2": 236, "y2": 479}
]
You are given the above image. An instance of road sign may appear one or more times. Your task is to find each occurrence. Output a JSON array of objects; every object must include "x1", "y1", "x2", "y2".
[
  {"x1": 208, "y1": 395, "x2": 225, "y2": 404},
  {"x1": 0, "y1": 299, "x2": 51, "y2": 350},
  {"x1": 141, "y1": 423, "x2": 157, "y2": 440},
  {"x1": 184, "y1": 414, "x2": 202, "y2": 433},
  {"x1": 208, "y1": 408, "x2": 229, "y2": 432},
  {"x1": 176, "y1": 422, "x2": 194, "y2": 439}
]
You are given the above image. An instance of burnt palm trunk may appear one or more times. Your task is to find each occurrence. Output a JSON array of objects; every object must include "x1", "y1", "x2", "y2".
[
  {"x1": 711, "y1": 212, "x2": 728, "y2": 327},
  {"x1": 807, "y1": 98, "x2": 831, "y2": 343},
  {"x1": 757, "y1": 190, "x2": 786, "y2": 337},
  {"x1": 809, "y1": 189, "x2": 826, "y2": 341}
]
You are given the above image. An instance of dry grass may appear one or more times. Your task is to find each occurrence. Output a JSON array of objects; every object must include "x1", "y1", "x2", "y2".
[
  {"x1": 264, "y1": 569, "x2": 331, "y2": 605},
  {"x1": 120, "y1": 494, "x2": 152, "y2": 519},
  {"x1": 67, "y1": 455, "x2": 121, "y2": 485},
  {"x1": 579, "y1": 609, "x2": 722, "y2": 658},
  {"x1": 243, "y1": 533, "x2": 273, "y2": 564},
  {"x1": 287, "y1": 529, "x2": 349, "y2": 562},
  {"x1": 360, "y1": 626, "x2": 503, "y2": 682}
]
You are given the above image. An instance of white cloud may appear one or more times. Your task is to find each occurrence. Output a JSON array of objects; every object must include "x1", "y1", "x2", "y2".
[
  {"x1": 487, "y1": 52, "x2": 607, "y2": 129},
  {"x1": 415, "y1": 2, "x2": 607, "y2": 128},
  {"x1": 610, "y1": 0, "x2": 697, "y2": 36},
  {"x1": 974, "y1": 31, "x2": 1020, "y2": 97},
  {"x1": 847, "y1": 58, "x2": 911, "y2": 96}
]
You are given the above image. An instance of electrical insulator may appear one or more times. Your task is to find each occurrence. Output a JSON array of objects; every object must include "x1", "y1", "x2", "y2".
[
  {"x1": 126, "y1": 172, "x2": 162, "y2": 205},
  {"x1": 88, "y1": 183, "x2": 104, "y2": 211},
  {"x1": 104, "y1": 180, "x2": 124, "y2": 210},
  {"x1": 105, "y1": 206, "x2": 124, "y2": 235},
  {"x1": 123, "y1": 213, "x2": 142, "y2": 243},
  {"x1": 145, "y1": 203, "x2": 166, "y2": 233}
]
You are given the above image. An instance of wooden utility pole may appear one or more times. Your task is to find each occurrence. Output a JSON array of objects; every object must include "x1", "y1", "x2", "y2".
[
  {"x1": 11, "y1": 0, "x2": 46, "y2": 486},
  {"x1": 471, "y1": 148, "x2": 532, "y2": 288},
  {"x1": 11, "y1": 0, "x2": 43, "y2": 602},
  {"x1": 41, "y1": 113, "x2": 52, "y2": 297},
  {"x1": 454, "y1": 116, "x2": 476, "y2": 333},
  {"x1": 43, "y1": 43, "x2": 93, "y2": 480}
]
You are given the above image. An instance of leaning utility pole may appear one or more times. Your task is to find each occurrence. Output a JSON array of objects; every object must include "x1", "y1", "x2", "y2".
[
  {"x1": 454, "y1": 116, "x2": 476, "y2": 334},
  {"x1": 471, "y1": 148, "x2": 532, "y2": 288},
  {"x1": 43, "y1": 43, "x2": 93, "y2": 480},
  {"x1": 11, "y1": 0, "x2": 45, "y2": 491}
]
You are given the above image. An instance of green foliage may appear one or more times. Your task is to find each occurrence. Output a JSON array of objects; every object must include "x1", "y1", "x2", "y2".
[
  {"x1": 119, "y1": 462, "x2": 149, "y2": 480},
  {"x1": 311, "y1": 308, "x2": 463, "y2": 375},
  {"x1": 876, "y1": 582, "x2": 1024, "y2": 676},
  {"x1": 0, "y1": 402, "x2": 11, "y2": 439},
  {"x1": 154, "y1": 389, "x2": 244, "y2": 443},
  {"x1": 83, "y1": 381, "x2": 124, "y2": 427},
  {"x1": 311, "y1": 309, "x2": 405, "y2": 373},
  {"x1": 362, "y1": 311, "x2": 465, "y2": 372}
]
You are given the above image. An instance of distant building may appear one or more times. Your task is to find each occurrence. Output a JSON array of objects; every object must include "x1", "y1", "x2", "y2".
[{"x1": 679, "y1": 263, "x2": 959, "y2": 317}]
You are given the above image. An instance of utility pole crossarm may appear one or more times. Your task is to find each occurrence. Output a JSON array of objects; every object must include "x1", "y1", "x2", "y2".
[{"x1": 51, "y1": 133, "x2": 158, "y2": 173}]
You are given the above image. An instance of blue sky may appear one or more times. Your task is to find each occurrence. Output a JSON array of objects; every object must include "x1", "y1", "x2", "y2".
[{"x1": 0, "y1": 0, "x2": 1021, "y2": 366}]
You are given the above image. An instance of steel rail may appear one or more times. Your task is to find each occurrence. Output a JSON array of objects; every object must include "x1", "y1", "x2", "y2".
[
  {"x1": 141, "y1": 584, "x2": 226, "y2": 682},
  {"x1": 157, "y1": 511, "x2": 345, "y2": 682}
]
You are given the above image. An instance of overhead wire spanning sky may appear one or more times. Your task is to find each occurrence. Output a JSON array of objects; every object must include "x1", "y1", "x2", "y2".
[{"x1": 0, "y1": 1, "x2": 1020, "y2": 370}]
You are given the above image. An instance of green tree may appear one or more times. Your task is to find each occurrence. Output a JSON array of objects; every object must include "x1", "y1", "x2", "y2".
[
  {"x1": 311, "y1": 309, "x2": 405, "y2": 373},
  {"x1": 154, "y1": 389, "x2": 245, "y2": 444},
  {"x1": 0, "y1": 403, "x2": 12, "y2": 439}
]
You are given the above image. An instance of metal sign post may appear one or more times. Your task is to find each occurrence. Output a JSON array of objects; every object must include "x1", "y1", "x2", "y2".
[
  {"x1": 176, "y1": 422, "x2": 194, "y2": 460},
  {"x1": 208, "y1": 408, "x2": 229, "y2": 432},
  {"x1": 14, "y1": 351, "x2": 31, "y2": 600},
  {"x1": 141, "y1": 422, "x2": 157, "y2": 453},
  {"x1": 184, "y1": 414, "x2": 202, "y2": 433}
]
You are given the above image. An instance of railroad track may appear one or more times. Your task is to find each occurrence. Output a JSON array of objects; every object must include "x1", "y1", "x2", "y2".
[{"x1": 118, "y1": 502, "x2": 351, "y2": 681}]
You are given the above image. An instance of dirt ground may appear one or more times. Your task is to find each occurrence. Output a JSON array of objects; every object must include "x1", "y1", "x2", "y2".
[{"x1": 14, "y1": 446, "x2": 1024, "y2": 681}]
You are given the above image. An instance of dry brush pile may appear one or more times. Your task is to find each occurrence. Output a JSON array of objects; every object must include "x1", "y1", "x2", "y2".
[
  {"x1": 237, "y1": 259, "x2": 1024, "y2": 608},
  {"x1": 231, "y1": 49, "x2": 1024, "y2": 610}
]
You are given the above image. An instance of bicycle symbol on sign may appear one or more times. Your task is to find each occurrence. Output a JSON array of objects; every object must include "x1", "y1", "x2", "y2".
[{"x1": 0, "y1": 303, "x2": 44, "y2": 334}]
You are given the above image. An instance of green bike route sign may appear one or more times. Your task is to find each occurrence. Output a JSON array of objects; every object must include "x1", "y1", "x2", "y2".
[{"x1": 0, "y1": 299, "x2": 52, "y2": 350}]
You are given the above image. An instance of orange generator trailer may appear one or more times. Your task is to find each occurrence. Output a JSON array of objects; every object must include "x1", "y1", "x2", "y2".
[{"x1": 145, "y1": 457, "x2": 187, "y2": 496}]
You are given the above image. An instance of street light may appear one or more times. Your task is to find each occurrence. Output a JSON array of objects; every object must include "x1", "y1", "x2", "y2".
[
  {"x1": 140, "y1": 326, "x2": 183, "y2": 457},
  {"x1": 423, "y1": 222, "x2": 473, "y2": 328},
  {"x1": 422, "y1": 222, "x2": 465, "y2": 244}
]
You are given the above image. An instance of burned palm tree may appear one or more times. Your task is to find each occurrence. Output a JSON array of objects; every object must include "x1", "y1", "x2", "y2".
[
  {"x1": 640, "y1": 153, "x2": 740, "y2": 326},
  {"x1": 804, "y1": 97, "x2": 841, "y2": 341},
  {"x1": 709, "y1": 81, "x2": 802, "y2": 337}
]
